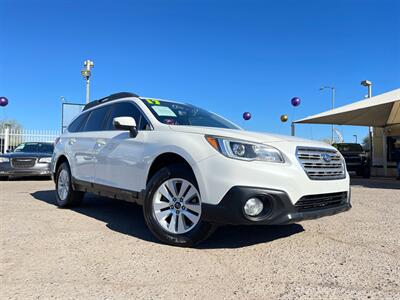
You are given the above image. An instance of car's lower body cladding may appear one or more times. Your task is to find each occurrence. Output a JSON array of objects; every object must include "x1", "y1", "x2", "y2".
[
  {"x1": 202, "y1": 186, "x2": 351, "y2": 225},
  {"x1": 71, "y1": 178, "x2": 145, "y2": 205}
]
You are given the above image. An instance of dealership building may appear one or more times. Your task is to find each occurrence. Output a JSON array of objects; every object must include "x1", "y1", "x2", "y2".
[{"x1": 295, "y1": 88, "x2": 400, "y2": 177}]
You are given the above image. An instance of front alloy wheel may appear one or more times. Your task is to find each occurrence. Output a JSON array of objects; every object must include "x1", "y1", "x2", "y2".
[
  {"x1": 153, "y1": 178, "x2": 201, "y2": 234},
  {"x1": 143, "y1": 164, "x2": 215, "y2": 247}
]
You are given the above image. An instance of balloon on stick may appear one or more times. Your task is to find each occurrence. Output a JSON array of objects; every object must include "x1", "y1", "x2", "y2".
[
  {"x1": 242, "y1": 112, "x2": 251, "y2": 121},
  {"x1": 0, "y1": 97, "x2": 8, "y2": 107},
  {"x1": 291, "y1": 97, "x2": 301, "y2": 107},
  {"x1": 280, "y1": 114, "x2": 288, "y2": 122}
]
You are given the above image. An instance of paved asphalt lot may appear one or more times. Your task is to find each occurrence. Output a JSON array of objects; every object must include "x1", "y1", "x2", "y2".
[{"x1": 1, "y1": 178, "x2": 399, "y2": 299}]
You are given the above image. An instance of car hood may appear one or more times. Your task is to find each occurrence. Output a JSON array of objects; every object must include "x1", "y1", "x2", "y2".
[
  {"x1": 0, "y1": 152, "x2": 52, "y2": 158},
  {"x1": 168, "y1": 125, "x2": 331, "y2": 147}
]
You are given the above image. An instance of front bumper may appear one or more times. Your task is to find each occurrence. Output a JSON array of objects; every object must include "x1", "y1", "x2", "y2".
[
  {"x1": 194, "y1": 142, "x2": 350, "y2": 207},
  {"x1": 202, "y1": 186, "x2": 351, "y2": 225},
  {"x1": 0, "y1": 163, "x2": 52, "y2": 177}
]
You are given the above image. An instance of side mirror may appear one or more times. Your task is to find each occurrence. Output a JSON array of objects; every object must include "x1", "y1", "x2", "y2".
[
  {"x1": 6, "y1": 149, "x2": 10, "y2": 153},
  {"x1": 113, "y1": 117, "x2": 138, "y2": 138}
]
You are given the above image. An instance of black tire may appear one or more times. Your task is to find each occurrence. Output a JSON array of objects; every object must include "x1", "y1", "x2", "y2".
[
  {"x1": 143, "y1": 164, "x2": 216, "y2": 247},
  {"x1": 55, "y1": 162, "x2": 84, "y2": 207},
  {"x1": 356, "y1": 169, "x2": 363, "y2": 177},
  {"x1": 0, "y1": 176, "x2": 8, "y2": 181}
]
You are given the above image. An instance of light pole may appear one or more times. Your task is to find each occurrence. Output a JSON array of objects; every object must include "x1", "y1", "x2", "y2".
[
  {"x1": 361, "y1": 80, "x2": 376, "y2": 174},
  {"x1": 353, "y1": 134, "x2": 358, "y2": 143},
  {"x1": 81, "y1": 60, "x2": 94, "y2": 104},
  {"x1": 320, "y1": 86, "x2": 335, "y2": 144},
  {"x1": 361, "y1": 80, "x2": 372, "y2": 98}
]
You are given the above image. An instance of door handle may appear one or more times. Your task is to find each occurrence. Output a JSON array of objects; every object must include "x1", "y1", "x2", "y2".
[
  {"x1": 69, "y1": 138, "x2": 76, "y2": 145},
  {"x1": 95, "y1": 140, "x2": 106, "y2": 148}
]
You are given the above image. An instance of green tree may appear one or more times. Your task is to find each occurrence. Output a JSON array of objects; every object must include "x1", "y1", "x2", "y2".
[
  {"x1": 362, "y1": 135, "x2": 370, "y2": 150},
  {"x1": 0, "y1": 119, "x2": 23, "y2": 130},
  {"x1": 0, "y1": 120, "x2": 23, "y2": 147}
]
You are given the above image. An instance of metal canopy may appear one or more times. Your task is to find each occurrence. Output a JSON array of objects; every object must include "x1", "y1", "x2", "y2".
[{"x1": 295, "y1": 89, "x2": 400, "y2": 127}]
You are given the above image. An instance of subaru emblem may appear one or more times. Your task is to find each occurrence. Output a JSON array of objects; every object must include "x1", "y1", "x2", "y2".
[{"x1": 322, "y1": 153, "x2": 332, "y2": 162}]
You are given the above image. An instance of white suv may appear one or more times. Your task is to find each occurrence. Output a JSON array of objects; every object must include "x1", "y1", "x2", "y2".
[{"x1": 52, "y1": 92, "x2": 351, "y2": 246}]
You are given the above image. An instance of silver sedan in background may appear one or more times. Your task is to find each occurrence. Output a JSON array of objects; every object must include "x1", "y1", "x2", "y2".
[{"x1": 0, "y1": 142, "x2": 54, "y2": 180}]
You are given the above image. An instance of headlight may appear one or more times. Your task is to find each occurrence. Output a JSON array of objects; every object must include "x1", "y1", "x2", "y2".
[
  {"x1": 0, "y1": 157, "x2": 10, "y2": 163},
  {"x1": 38, "y1": 157, "x2": 52, "y2": 163},
  {"x1": 206, "y1": 136, "x2": 284, "y2": 163}
]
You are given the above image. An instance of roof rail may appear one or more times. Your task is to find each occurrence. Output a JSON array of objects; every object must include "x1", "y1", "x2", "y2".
[{"x1": 83, "y1": 92, "x2": 139, "y2": 111}]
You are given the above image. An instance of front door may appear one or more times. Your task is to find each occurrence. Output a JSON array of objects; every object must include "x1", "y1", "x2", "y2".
[{"x1": 94, "y1": 101, "x2": 151, "y2": 192}]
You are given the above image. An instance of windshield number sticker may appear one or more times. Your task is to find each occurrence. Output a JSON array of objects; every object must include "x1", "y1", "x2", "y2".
[
  {"x1": 146, "y1": 99, "x2": 160, "y2": 105},
  {"x1": 152, "y1": 106, "x2": 177, "y2": 117}
]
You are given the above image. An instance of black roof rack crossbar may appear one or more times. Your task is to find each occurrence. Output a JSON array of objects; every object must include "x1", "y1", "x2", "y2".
[{"x1": 83, "y1": 92, "x2": 139, "y2": 111}]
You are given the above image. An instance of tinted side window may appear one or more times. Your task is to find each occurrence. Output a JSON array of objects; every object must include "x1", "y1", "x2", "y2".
[
  {"x1": 68, "y1": 112, "x2": 89, "y2": 133},
  {"x1": 105, "y1": 102, "x2": 150, "y2": 131},
  {"x1": 83, "y1": 106, "x2": 111, "y2": 132}
]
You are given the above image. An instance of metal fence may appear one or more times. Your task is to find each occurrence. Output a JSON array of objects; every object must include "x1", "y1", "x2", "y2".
[{"x1": 0, "y1": 128, "x2": 60, "y2": 153}]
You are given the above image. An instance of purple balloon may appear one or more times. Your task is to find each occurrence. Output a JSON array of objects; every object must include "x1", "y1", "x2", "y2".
[
  {"x1": 291, "y1": 97, "x2": 301, "y2": 107},
  {"x1": 243, "y1": 112, "x2": 251, "y2": 121},
  {"x1": 0, "y1": 97, "x2": 8, "y2": 107}
]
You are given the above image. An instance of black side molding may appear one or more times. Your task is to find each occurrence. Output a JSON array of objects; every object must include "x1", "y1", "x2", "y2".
[{"x1": 72, "y1": 178, "x2": 145, "y2": 205}]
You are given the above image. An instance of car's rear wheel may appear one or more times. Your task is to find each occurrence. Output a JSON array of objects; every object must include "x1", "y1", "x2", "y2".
[
  {"x1": 55, "y1": 162, "x2": 84, "y2": 207},
  {"x1": 143, "y1": 164, "x2": 215, "y2": 247}
]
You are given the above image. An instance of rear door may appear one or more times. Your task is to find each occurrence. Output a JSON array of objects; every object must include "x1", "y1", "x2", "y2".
[
  {"x1": 64, "y1": 112, "x2": 89, "y2": 181},
  {"x1": 68, "y1": 105, "x2": 111, "y2": 183}
]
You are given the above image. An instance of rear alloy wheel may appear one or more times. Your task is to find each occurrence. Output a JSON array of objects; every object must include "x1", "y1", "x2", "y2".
[
  {"x1": 144, "y1": 164, "x2": 215, "y2": 247},
  {"x1": 57, "y1": 169, "x2": 70, "y2": 201},
  {"x1": 55, "y1": 162, "x2": 84, "y2": 207}
]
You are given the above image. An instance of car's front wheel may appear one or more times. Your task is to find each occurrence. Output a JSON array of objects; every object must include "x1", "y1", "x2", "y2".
[
  {"x1": 55, "y1": 162, "x2": 84, "y2": 207},
  {"x1": 143, "y1": 164, "x2": 215, "y2": 247}
]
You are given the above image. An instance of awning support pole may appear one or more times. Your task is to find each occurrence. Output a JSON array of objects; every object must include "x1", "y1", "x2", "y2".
[
  {"x1": 370, "y1": 128, "x2": 374, "y2": 168},
  {"x1": 382, "y1": 128, "x2": 388, "y2": 176},
  {"x1": 291, "y1": 122, "x2": 295, "y2": 136}
]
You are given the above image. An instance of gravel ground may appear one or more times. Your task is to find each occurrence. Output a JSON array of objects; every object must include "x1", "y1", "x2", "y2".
[{"x1": 1, "y1": 178, "x2": 399, "y2": 299}]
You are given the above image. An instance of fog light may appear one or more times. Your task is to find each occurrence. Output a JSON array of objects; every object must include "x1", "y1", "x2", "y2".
[{"x1": 244, "y1": 197, "x2": 263, "y2": 217}]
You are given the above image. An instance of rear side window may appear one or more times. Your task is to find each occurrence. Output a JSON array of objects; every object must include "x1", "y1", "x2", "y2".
[
  {"x1": 105, "y1": 102, "x2": 150, "y2": 131},
  {"x1": 83, "y1": 105, "x2": 111, "y2": 132},
  {"x1": 68, "y1": 112, "x2": 89, "y2": 133}
]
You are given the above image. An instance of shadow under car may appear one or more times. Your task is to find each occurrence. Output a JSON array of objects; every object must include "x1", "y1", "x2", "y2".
[{"x1": 30, "y1": 190, "x2": 304, "y2": 249}]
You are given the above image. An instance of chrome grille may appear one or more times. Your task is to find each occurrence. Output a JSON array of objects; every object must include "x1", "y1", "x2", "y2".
[
  {"x1": 11, "y1": 157, "x2": 36, "y2": 168},
  {"x1": 296, "y1": 147, "x2": 345, "y2": 180}
]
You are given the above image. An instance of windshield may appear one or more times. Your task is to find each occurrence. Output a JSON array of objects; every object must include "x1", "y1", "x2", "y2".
[
  {"x1": 14, "y1": 142, "x2": 54, "y2": 153},
  {"x1": 334, "y1": 144, "x2": 363, "y2": 152},
  {"x1": 142, "y1": 99, "x2": 240, "y2": 130}
]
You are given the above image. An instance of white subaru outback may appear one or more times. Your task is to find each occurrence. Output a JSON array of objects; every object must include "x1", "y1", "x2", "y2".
[{"x1": 52, "y1": 92, "x2": 351, "y2": 247}]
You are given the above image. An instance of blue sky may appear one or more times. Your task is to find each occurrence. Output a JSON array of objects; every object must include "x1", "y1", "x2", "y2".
[{"x1": 1, "y1": 0, "x2": 399, "y2": 142}]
